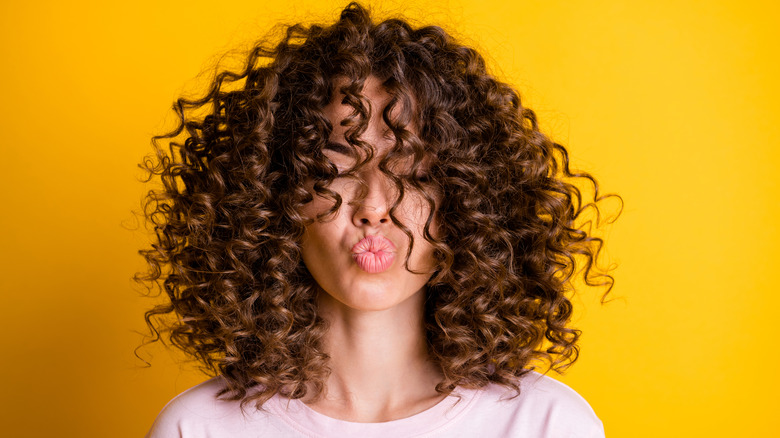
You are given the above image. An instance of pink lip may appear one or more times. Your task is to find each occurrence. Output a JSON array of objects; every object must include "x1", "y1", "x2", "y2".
[{"x1": 351, "y1": 235, "x2": 396, "y2": 273}]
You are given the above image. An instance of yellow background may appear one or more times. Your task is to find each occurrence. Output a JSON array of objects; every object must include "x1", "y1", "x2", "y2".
[{"x1": 1, "y1": 0, "x2": 778, "y2": 436}]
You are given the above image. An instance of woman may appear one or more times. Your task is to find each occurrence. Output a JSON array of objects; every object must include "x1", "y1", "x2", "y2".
[{"x1": 141, "y1": 3, "x2": 618, "y2": 436}]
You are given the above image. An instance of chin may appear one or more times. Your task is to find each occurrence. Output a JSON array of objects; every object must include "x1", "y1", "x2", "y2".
[{"x1": 322, "y1": 284, "x2": 427, "y2": 314}]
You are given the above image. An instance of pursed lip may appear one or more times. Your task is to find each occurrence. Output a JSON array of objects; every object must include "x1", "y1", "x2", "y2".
[
  {"x1": 351, "y1": 235, "x2": 396, "y2": 274},
  {"x1": 351, "y1": 234, "x2": 396, "y2": 254}
]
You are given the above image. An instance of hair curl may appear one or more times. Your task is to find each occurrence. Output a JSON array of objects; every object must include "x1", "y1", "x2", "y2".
[{"x1": 138, "y1": 2, "x2": 621, "y2": 408}]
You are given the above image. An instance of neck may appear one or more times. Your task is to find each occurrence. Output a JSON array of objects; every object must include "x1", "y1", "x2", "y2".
[{"x1": 306, "y1": 288, "x2": 445, "y2": 422}]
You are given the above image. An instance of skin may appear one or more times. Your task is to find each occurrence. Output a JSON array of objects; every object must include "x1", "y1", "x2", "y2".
[{"x1": 299, "y1": 76, "x2": 445, "y2": 422}]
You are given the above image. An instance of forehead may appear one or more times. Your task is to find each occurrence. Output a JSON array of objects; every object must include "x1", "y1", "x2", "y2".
[{"x1": 323, "y1": 76, "x2": 417, "y2": 136}]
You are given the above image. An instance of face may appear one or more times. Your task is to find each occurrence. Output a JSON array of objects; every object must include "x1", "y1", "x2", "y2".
[{"x1": 299, "y1": 76, "x2": 439, "y2": 313}]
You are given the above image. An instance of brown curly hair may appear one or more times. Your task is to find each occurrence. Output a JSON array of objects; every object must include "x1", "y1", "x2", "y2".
[{"x1": 138, "y1": 2, "x2": 620, "y2": 408}]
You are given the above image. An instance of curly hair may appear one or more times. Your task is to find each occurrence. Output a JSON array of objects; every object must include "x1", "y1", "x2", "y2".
[{"x1": 138, "y1": 2, "x2": 620, "y2": 408}]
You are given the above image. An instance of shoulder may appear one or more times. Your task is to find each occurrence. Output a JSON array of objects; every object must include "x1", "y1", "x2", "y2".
[
  {"x1": 145, "y1": 377, "x2": 289, "y2": 438},
  {"x1": 517, "y1": 371, "x2": 603, "y2": 421},
  {"x1": 460, "y1": 371, "x2": 604, "y2": 438}
]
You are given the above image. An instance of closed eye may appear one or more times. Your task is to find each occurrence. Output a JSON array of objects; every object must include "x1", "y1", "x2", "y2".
[{"x1": 415, "y1": 173, "x2": 432, "y2": 183}]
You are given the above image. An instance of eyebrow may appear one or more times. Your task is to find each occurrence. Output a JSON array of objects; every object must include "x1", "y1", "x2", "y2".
[{"x1": 324, "y1": 141, "x2": 353, "y2": 155}]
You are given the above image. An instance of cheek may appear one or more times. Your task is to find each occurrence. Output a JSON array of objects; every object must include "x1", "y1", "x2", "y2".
[
  {"x1": 300, "y1": 219, "x2": 344, "y2": 278},
  {"x1": 401, "y1": 194, "x2": 441, "y2": 269},
  {"x1": 404, "y1": 191, "x2": 441, "y2": 238}
]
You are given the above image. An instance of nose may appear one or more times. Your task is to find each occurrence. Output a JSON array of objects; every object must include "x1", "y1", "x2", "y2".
[{"x1": 351, "y1": 167, "x2": 394, "y2": 228}]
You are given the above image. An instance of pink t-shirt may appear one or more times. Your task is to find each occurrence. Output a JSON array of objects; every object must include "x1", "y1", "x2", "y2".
[{"x1": 146, "y1": 371, "x2": 604, "y2": 437}]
